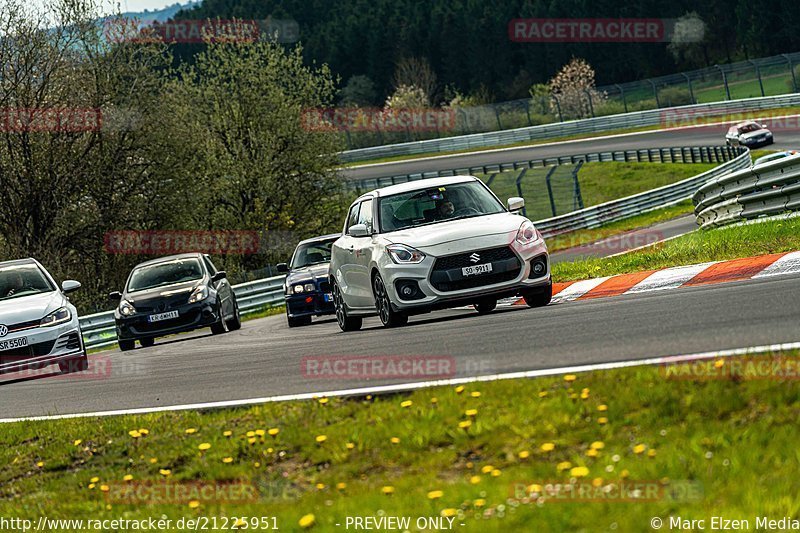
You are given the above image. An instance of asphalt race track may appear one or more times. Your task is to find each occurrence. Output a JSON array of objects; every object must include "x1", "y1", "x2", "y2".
[
  {"x1": 343, "y1": 122, "x2": 800, "y2": 181},
  {"x1": 2, "y1": 272, "x2": 799, "y2": 419}
]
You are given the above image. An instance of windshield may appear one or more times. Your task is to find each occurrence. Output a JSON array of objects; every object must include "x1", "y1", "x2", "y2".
[
  {"x1": 378, "y1": 181, "x2": 505, "y2": 232},
  {"x1": 291, "y1": 238, "x2": 337, "y2": 269},
  {"x1": 0, "y1": 264, "x2": 55, "y2": 301},
  {"x1": 739, "y1": 123, "x2": 760, "y2": 133},
  {"x1": 127, "y1": 258, "x2": 204, "y2": 292}
]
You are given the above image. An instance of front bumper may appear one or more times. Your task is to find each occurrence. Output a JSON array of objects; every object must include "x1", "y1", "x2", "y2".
[
  {"x1": 740, "y1": 136, "x2": 773, "y2": 148},
  {"x1": 115, "y1": 301, "x2": 220, "y2": 340},
  {"x1": 0, "y1": 319, "x2": 85, "y2": 375},
  {"x1": 381, "y1": 238, "x2": 551, "y2": 312},
  {"x1": 285, "y1": 292, "x2": 335, "y2": 318}
]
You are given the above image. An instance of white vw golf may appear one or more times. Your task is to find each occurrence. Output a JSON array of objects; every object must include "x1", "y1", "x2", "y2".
[
  {"x1": 0, "y1": 258, "x2": 87, "y2": 375},
  {"x1": 329, "y1": 176, "x2": 552, "y2": 331}
]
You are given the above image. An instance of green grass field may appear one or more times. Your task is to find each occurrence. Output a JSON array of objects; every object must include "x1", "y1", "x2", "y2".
[{"x1": 3, "y1": 349, "x2": 799, "y2": 531}]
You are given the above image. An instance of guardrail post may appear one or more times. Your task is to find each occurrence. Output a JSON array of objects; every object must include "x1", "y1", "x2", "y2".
[
  {"x1": 783, "y1": 54, "x2": 798, "y2": 93},
  {"x1": 715, "y1": 65, "x2": 731, "y2": 100},
  {"x1": 515, "y1": 169, "x2": 529, "y2": 217},
  {"x1": 486, "y1": 172, "x2": 497, "y2": 187},
  {"x1": 572, "y1": 161, "x2": 585, "y2": 211},
  {"x1": 615, "y1": 84, "x2": 627, "y2": 113},
  {"x1": 584, "y1": 89, "x2": 595, "y2": 117},
  {"x1": 544, "y1": 166, "x2": 558, "y2": 217},
  {"x1": 681, "y1": 73, "x2": 695, "y2": 104},
  {"x1": 648, "y1": 79, "x2": 660, "y2": 108},
  {"x1": 494, "y1": 105, "x2": 503, "y2": 130},
  {"x1": 524, "y1": 100, "x2": 532, "y2": 126},
  {"x1": 552, "y1": 95, "x2": 563, "y2": 122}
]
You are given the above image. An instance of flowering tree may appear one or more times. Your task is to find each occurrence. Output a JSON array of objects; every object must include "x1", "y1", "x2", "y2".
[{"x1": 549, "y1": 58, "x2": 606, "y2": 119}]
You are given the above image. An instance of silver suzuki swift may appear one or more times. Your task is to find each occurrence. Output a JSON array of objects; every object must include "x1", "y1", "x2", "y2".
[{"x1": 329, "y1": 176, "x2": 552, "y2": 331}]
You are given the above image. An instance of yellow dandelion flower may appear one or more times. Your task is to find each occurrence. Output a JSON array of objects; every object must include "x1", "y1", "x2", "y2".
[
  {"x1": 198, "y1": 443, "x2": 211, "y2": 451},
  {"x1": 100, "y1": 485, "x2": 110, "y2": 492},
  {"x1": 586, "y1": 449, "x2": 599, "y2": 457},
  {"x1": 400, "y1": 400, "x2": 413, "y2": 408},
  {"x1": 188, "y1": 500, "x2": 200, "y2": 509},
  {"x1": 315, "y1": 483, "x2": 325, "y2": 490},
  {"x1": 540, "y1": 442, "x2": 555, "y2": 452},
  {"x1": 455, "y1": 385, "x2": 465, "y2": 394},
  {"x1": 318, "y1": 397, "x2": 329, "y2": 404},
  {"x1": 440, "y1": 508, "x2": 457, "y2": 518},
  {"x1": 346, "y1": 442, "x2": 355, "y2": 450},
  {"x1": 590, "y1": 441, "x2": 605, "y2": 449},
  {"x1": 470, "y1": 391, "x2": 481, "y2": 398},
  {"x1": 247, "y1": 437, "x2": 256, "y2": 445},
  {"x1": 390, "y1": 437, "x2": 400, "y2": 444},
  {"x1": 123, "y1": 474, "x2": 133, "y2": 482},
  {"x1": 714, "y1": 359, "x2": 725, "y2": 368},
  {"x1": 233, "y1": 519, "x2": 246, "y2": 528},
  {"x1": 36, "y1": 461, "x2": 44, "y2": 468},
  {"x1": 481, "y1": 465, "x2": 494, "y2": 474},
  {"x1": 633, "y1": 444, "x2": 647, "y2": 454},
  {"x1": 298, "y1": 514, "x2": 315, "y2": 528},
  {"x1": 538, "y1": 391, "x2": 548, "y2": 398},
  {"x1": 556, "y1": 461, "x2": 572, "y2": 471},
  {"x1": 491, "y1": 469, "x2": 501, "y2": 477},
  {"x1": 465, "y1": 409, "x2": 478, "y2": 417},
  {"x1": 518, "y1": 450, "x2": 530, "y2": 459},
  {"x1": 469, "y1": 475, "x2": 481, "y2": 485},
  {"x1": 246, "y1": 431, "x2": 255, "y2": 438},
  {"x1": 564, "y1": 374, "x2": 576, "y2": 382},
  {"x1": 88, "y1": 483, "x2": 96, "y2": 489},
  {"x1": 598, "y1": 417, "x2": 608, "y2": 425},
  {"x1": 474, "y1": 498, "x2": 486, "y2": 507},
  {"x1": 268, "y1": 428, "x2": 279, "y2": 436},
  {"x1": 597, "y1": 404, "x2": 608, "y2": 411},
  {"x1": 430, "y1": 397, "x2": 438, "y2": 404},
  {"x1": 223, "y1": 430, "x2": 232, "y2": 437},
  {"x1": 73, "y1": 439, "x2": 82, "y2": 446},
  {"x1": 149, "y1": 457, "x2": 158, "y2": 464},
  {"x1": 138, "y1": 429, "x2": 149, "y2": 436},
  {"x1": 570, "y1": 466, "x2": 589, "y2": 477},
  {"x1": 527, "y1": 484, "x2": 542, "y2": 493},
  {"x1": 184, "y1": 428, "x2": 197, "y2": 434},
  {"x1": 222, "y1": 457, "x2": 233, "y2": 464},
  {"x1": 427, "y1": 490, "x2": 443, "y2": 500},
  {"x1": 620, "y1": 469, "x2": 630, "y2": 478},
  {"x1": 381, "y1": 486, "x2": 395, "y2": 495},
  {"x1": 128, "y1": 430, "x2": 141, "y2": 438},
  {"x1": 254, "y1": 462, "x2": 261, "y2": 468},
  {"x1": 336, "y1": 482, "x2": 347, "y2": 490},
  {"x1": 458, "y1": 420, "x2": 472, "y2": 429},
  {"x1": 255, "y1": 429, "x2": 265, "y2": 437},
  {"x1": 315, "y1": 435, "x2": 327, "y2": 443},
  {"x1": 648, "y1": 449, "x2": 657, "y2": 458},
  {"x1": 90, "y1": 477, "x2": 100, "y2": 483},
  {"x1": 159, "y1": 469, "x2": 171, "y2": 476},
  {"x1": 592, "y1": 477, "x2": 603, "y2": 487}
]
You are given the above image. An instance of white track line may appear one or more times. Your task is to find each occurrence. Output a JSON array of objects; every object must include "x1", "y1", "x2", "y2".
[
  {"x1": 5, "y1": 341, "x2": 799, "y2": 423},
  {"x1": 625, "y1": 262, "x2": 718, "y2": 294},
  {"x1": 551, "y1": 276, "x2": 610, "y2": 303},
  {"x1": 753, "y1": 251, "x2": 800, "y2": 278}
]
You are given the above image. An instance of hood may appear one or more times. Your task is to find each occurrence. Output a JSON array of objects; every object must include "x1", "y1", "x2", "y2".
[
  {"x1": 125, "y1": 280, "x2": 202, "y2": 305},
  {"x1": 287, "y1": 263, "x2": 330, "y2": 284},
  {"x1": 384, "y1": 213, "x2": 527, "y2": 248},
  {"x1": 0, "y1": 291, "x2": 66, "y2": 325},
  {"x1": 740, "y1": 128, "x2": 770, "y2": 139}
]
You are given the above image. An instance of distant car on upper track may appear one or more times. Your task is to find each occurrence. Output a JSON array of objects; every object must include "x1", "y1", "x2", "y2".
[
  {"x1": 277, "y1": 233, "x2": 339, "y2": 327},
  {"x1": 329, "y1": 176, "x2": 552, "y2": 331},
  {"x1": 110, "y1": 253, "x2": 240, "y2": 351},
  {"x1": 725, "y1": 120, "x2": 774, "y2": 148},
  {"x1": 0, "y1": 258, "x2": 87, "y2": 376}
]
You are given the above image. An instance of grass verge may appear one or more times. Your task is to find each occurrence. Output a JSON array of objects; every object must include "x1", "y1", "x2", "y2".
[
  {"x1": 553, "y1": 216, "x2": 800, "y2": 282},
  {"x1": 2, "y1": 351, "x2": 799, "y2": 531}
]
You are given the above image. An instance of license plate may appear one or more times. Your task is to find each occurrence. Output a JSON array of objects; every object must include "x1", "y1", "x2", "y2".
[
  {"x1": 148, "y1": 310, "x2": 179, "y2": 323},
  {"x1": 462, "y1": 263, "x2": 493, "y2": 276},
  {"x1": 0, "y1": 336, "x2": 28, "y2": 351},
  {"x1": 324, "y1": 293, "x2": 333, "y2": 302}
]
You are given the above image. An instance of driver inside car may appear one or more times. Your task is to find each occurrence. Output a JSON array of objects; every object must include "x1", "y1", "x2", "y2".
[{"x1": 436, "y1": 199, "x2": 455, "y2": 219}]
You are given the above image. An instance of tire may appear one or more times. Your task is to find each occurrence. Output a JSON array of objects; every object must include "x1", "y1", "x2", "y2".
[
  {"x1": 59, "y1": 354, "x2": 88, "y2": 373},
  {"x1": 287, "y1": 313, "x2": 312, "y2": 328},
  {"x1": 139, "y1": 337, "x2": 155, "y2": 348},
  {"x1": 523, "y1": 283, "x2": 553, "y2": 308},
  {"x1": 473, "y1": 298, "x2": 497, "y2": 315},
  {"x1": 118, "y1": 339, "x2": 135, "y2": 352},
  {"x1": 210, "y1": 305, "x2": 229, "y2": 335},
  {"x1": 332, "y1": 280, "x2": 362, "y2": 332},
  {"x1": 372, "y1": 274, "x2": 408, "y2": 328},
  {"x1": 227, "y1": 302, "x2": 242, "y2": 331}
]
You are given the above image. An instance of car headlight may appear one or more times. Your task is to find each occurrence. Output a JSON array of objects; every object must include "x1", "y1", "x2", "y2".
[
  {"x1": 40, "y1": 307, "x2": 72, "y2": 327},
  {"x1": 188, "y1": 285, "x2": 209, "y2": 304},
  {"x1": 516, "y1": 220, "x2": 539, "y2": 245},
  {"x1": 293, "y1": 284, "x2": 304, "y2": 294},
  {"x1": 386, "y1": 244, "x2": 426, "y2": 264},
  {"x1": 119, "y1": 300, "x2": 136, "y2": 316},
  {"x1": 304, "y1": 283, "x2": 315, "y2": 292}
]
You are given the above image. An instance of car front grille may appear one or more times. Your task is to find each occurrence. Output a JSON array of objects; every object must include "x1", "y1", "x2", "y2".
[
  {"x1": 0, "y1": 339, "x2": 57, "y2": 360},
  {"x1": 430, "y1": 246, "x2": 521, "y2": 292},
  {"x1": 4, "y1": 319, "x2": 41, "y2": 333}
]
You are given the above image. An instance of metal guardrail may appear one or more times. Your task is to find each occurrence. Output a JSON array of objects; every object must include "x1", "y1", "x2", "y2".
[
  {"x1": 80, "y1": 276, "x2": 286, "y2": 349},
  {"x1": 535, "y1": 147, "x2": 751, "y2": 238},
  {"x1": 693, "y1": 153, "x2": 800, "y2": 229},
  {"x1": 354, "y1": 145, "x2": 744, "y2": 190},
  {"x1": 340, "y1": 94, "x2": 800, "y2": 162}
]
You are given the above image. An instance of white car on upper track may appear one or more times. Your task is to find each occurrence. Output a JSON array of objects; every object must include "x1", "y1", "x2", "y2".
[
  {"x1": 0, "y1": 258, "x2": 87, "y2": 376},
  {"x1": 329, "y1": 176, "x2": 552, "y2": 330}
]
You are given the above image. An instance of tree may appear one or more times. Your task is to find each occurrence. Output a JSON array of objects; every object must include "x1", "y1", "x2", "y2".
[
  {"x1": 339, "y1": 75, "x2": 378, "y2": 107},
  {"x1": 549, "y1": 58, "x2": 606, "y2": 120},
  {"x1": 668, "y1": 12, "x2": 709, "y2": 68},
  {"x1": 384, "y1": 85, "x2": 429, "y2": 109},
  {"x1": 392, "y1": 57, "x2": 437, "y2": 106}
]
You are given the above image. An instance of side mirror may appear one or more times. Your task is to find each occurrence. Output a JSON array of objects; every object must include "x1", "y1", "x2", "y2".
[
  {"x1": 211, "y1": 271, "x2": 227, "y2": 282},
  {"x1": 62, "y1": 280, "x2": 81, "y2": 294},
  {"x1": 348, "y1": 223, "x2": 370, "y2": 237},
  {"x1": 761, "y1": 124, "x2": 768, "y2": 129},
  {"x1": 276, "y1": 263, "x2": 289, "y2": 273},
  {"x1": 507, "y1": 197, "x2": 525, "y2": 212},
  {"x1": 108, "y1": 291, "x2": 122, "y2": 301}
]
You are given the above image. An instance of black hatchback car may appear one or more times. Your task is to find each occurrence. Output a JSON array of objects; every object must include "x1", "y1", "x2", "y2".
[
  {"x1": 110, "y1": 253, "x2": 240, "y2": 350},
  {"x1": 277, "y1": 234, "x2": 339, "y2": 327}
]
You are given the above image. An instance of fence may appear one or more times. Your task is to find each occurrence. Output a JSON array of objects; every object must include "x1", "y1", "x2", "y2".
[
  {"x1": 339, "y1": 51, "x2": 800, "y2": 151},
  {"x1": 693, "y1": 153, "x2": 800, "y2": 229}
]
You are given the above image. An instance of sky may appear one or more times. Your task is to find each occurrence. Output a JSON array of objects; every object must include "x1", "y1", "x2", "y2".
[{"x1": 116, "y1": 0, "x2": 190, "y2": 13}]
